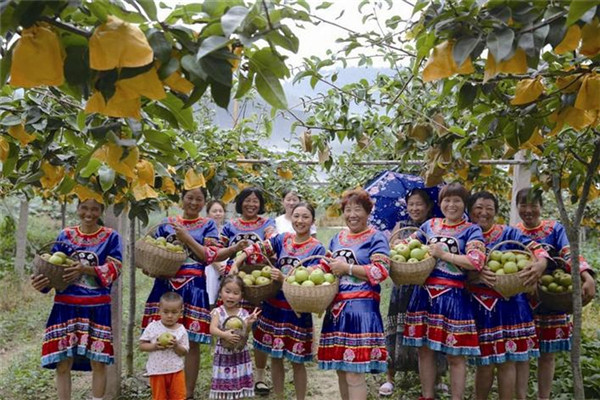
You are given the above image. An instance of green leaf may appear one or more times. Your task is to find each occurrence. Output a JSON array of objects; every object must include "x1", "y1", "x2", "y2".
[
  {"x1": 316, "y1": 1, "x2": 333, "y2": 10},
  {"x1": 487, "y1": 27, "x2": 515, "y2": 62},
  {"x1": 235, "y1": 72, "x2": 252, "y2": 98},
  {"x1": 158, "y1": 58, "x2": 180, "y2": 80},
  {"x1": 249, "y1": 48, "x2": 288, "y2": 79},
  {"x1": 145, "y1": 104, "x2": 179, "y2": 129},
  {"x1": 182, "y1": 140, "x2": 198, "y2": 157},
  {"x1": 566, "y1": 1, "x2": 600, "y2": 26},
  {"x1": 135, "y1": 0, "x2": 158, "y2": 20},
  {"x1": 98, "y1": 165, "x2": 115, "y2": 192},
  {"x1": 200, "y1": 55, "x2": 233, "y2": 87},
  {"x1": 453, "y1": 36, "x2": 479, "y2": 67},
  {"x1": 265, "y1": 27, "x2": 299, "y2": 53},
  {"x1": 147, "y1": 29, "x2": 172, "y2": 64},
  {"x1": 255, "y1": 69, "x2": 287, "y2": 109},
  {"x1": 0, "y1": 44, "x2": 12, "y2": 87},
  {"x1": 80, "y1": 159, "x2": 102, "y2": 178},
  {"x1": 56, "y1": 175, "x2": 76, "y2": 195},
  {"x1": 458, "y1": 83, "x2": 477, "y2": 109},
  {"x1": 87, "y1": 0, "x2": 109, "y2": 22},
  {"x1": 159, "y1": 93, "x2": 195, "y2": 131},
  {"x1": 64, "y1": 46, "x2": 90, "y2": 87},
  {"x1": 196, "y1": 36, "x2": 230, "y2": 61},
  {"x1": 76, "y1": 112, "x2": 87, "y2": 131},
  {"x1": 210, "y1": 80, "x2": 231, "y2": 109},
  {"x1": 0, "y1": 114, "x2": 22, "y2": 126},
  {"x1": 181, "y1": 54, "x2": 208, "y2": 81},
  {"x1": 2, "y1": 142, "x2": 18, "y2": 176},
  {"x1": 184, "y1": 80, "x2": 209, "y2": 108},
  {"x1": 221, "y1": 6, "x2": 249, "y2": 37}
]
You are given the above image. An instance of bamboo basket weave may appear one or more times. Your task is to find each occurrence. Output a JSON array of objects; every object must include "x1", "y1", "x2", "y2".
[
  {"x1": 537, "y1": 258, "x2": 574, "y2": 313},
  {"x1": 489, "y1": 240, "x2": 534, "y2": 298},
  {"x1": 135, "y1": 223, "x2": 187, "y2": 278},
  {"x1": 389, "y1": 227, "x2": 436, "y2": 285},
  {"x1": 221, "y1": 316, "x2": 249, "y2": 352},
  {"x1": 282, "y1": 255, "x2": 338, "y2": 315},
  {"x1": 32, "y1": 241, "x2": 77, "y2": 292},
  {"x1": 240, "y1": 257, "x2": 282, "y2": 305}
]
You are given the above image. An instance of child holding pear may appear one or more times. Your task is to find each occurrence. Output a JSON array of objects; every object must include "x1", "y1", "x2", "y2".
[{"x1": 140, "y1": 292, "x2": 190, "y2": 400}]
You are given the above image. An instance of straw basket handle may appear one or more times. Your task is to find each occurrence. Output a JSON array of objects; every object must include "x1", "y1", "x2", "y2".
[
  {"x1": 36, "y1": 240, "x2": 78, "y2": 257},
  {"x1": 285, "y1": 255, "x2": 334, "y2": 278},
  {"x1": 389, "y1": 226, "x2": 429, "y2": 245},
  {"x1": 141, "y1": 221, "x2": 178, "y2": 237},
  {"x1": 487, "y1": 240, "x2": 535, "y2": 263}
]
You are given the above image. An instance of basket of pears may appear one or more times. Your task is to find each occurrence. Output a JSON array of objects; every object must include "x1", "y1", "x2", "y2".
[
  {"x1": 538, "y1": 258, "x2": 577, "y2": 313},
  {"x1": 487, "y1": 240, "x2": 535, "y2": 298},
  {"x1": 237, "y1": 261, "x2": 282, "y2": 306},
  {"x1": 135, "y1": 223, "x2": 187, "y2": 278},
  {"x1": 33, "y1": 242, "x2": 78, "y2": 291},
  {"x1": 282, "y1": 255, "x2": 339, "y2": 315},
  {"x1": 221, "y1": 315, "x2": 248, "y2": 352},
  {"x1": 388, "y1": 227, "x2": 436, "y2": 285}
]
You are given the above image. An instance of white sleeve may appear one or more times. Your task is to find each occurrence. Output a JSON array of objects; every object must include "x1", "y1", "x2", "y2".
[{"x1": 140, "y1": 321, "x2": 157, "y2": 342}]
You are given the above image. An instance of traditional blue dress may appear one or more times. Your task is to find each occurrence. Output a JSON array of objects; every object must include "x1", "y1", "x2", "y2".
[
  {"x1": 220, "y1": 216, "x2": 277, "y2": 249},
  {"x1": 469, "y1": 224, "x2": 546, "y2": 365},
  {"x1": 42, "y1": 226, "x2": 122, "y2": 371},
  {"x1": 242, "y1": 233, "x2": 326, "y2": 363},
  {"x1": 318, "y1": 227, "x2": 390, "y2": 373},
  {"x1": 403, "y1": 218, "x2": 485, "y2": 356},
  {"x1": 142, "y1": 215, "x2": 221, "y2": 344},
  {"x1": 516, "y1": 220, "x2": 593, "y2": 353}
]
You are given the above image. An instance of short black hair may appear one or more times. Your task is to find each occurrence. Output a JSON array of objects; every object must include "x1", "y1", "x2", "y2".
[
  {"x1": 160, "y1": 291, "x2": 183, "y2": 305},
  {"x1": 181, "y1": 187, "x2": 208, "y2": 202},
  {"x1": 406, "y1": 189, "x2": 433, "y2": 208},
  {"x1": 235, "y1": 187, "x2": 265, "y2": 215},
  {"x1": 468, "y1": 191, "x2": 499, "y2": 213},
  {"x1": 292, "y1": 202, "x2": 315, "y2": 220},
  {"x1": 515, "y1": 187, "x2": 543, "y2": 207}
]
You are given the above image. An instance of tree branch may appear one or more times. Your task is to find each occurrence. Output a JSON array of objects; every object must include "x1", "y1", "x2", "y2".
[
  {"x1": 520, "y1": 11, "x2": 567, "y2": 34},
  {"x1": 261, "y1": 0, "x2": 274, "y2": 31},
  {"x1": 40, "y1": 16, "x2": 91, "y2": 38}
]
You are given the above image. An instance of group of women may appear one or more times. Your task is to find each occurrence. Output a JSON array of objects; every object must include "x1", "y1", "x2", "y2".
[{"x1": 30, "y1": 179, "x2": 595, "y2": 400}]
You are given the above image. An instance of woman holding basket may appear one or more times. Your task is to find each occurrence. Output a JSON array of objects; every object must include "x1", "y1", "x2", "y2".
[
  {"x1": 467, "y1": 191, "x2": 549, "y2": 400},
  {"x1": 402, "y1": 182, "x2": 486, "y2": 400},
  {"x1": 230, "y1": 202, "x2": 326, "y2": 400},
  {"x1": 380, "y1": 188, "x2": 448, "y2": 396},
  {"x1": 141, "y1": 174, "x2": 247, "y2": 400},
  {"x1": 220, "y1": 186, "x2": 277, "y2": 396},
  {"x1": 514, "y1": 188, "x2": 596, "y2": 400},
  {"x1": 317, "y1": 189, "x2": 390, "y2": 400},
  {"x1": 30, "y1": 196, "x2": 122, "y2": 400}
]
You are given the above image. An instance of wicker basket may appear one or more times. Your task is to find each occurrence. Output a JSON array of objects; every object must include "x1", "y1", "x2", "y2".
[
  {"x1": 537, "y1": 258, "x2": 575, "y2": 313},
  {"x1": 489, "y1": 240, "x2": 534, "y2": 298},
  {"x1": 388, "y1": 227, "x2": 436, "y2": 285},
  {"x1": 32, "y1": 241, "x2": 77, "y2": 291},
  {"x1": 135, "y1": 223, "x2": 187, "y2": 278},
  {"x1": 221, "y1": 316, "x2": 249, "y2": 352},
  {"x1": 282, "y1": 255, "x2": 339, "y2": 315},
  {"x1": 239, "y1": 258, "x2": 282, "y2": 306}
]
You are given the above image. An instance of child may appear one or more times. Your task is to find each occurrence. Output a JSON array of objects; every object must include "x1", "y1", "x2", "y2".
[
  {"x1": 209, "y1": 275, "x2": 260, "y2": 399},
  {"x1": 140, "y1": 292, "x2": 190, "y2": 400}
]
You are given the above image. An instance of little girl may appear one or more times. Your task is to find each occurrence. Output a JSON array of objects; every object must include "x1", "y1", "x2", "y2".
[{"x1": 209, "y1": 275, "x2": 260, "y2": 399}]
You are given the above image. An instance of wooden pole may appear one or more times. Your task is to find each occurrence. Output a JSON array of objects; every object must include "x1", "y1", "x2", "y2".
[
  {"x1": 509, "y1": 151, "x2": 531, "y2": 225},
  {"x1": 14, "y1": 198, "x2": 29, "y2": 278}
]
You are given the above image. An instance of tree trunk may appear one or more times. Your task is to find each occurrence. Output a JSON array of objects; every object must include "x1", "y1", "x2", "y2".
[
  {"x1": 14, "y1": 199, "x2": 29, "y2": 278},
  {"x1": 103, "y1": 206, "x2": 123, "y2": 400},
  {"x1": 126, "y1": 217, "x2": 136, "y2": 376},
  {"x1": 60, "y1": 200, "x2": 67, "y2": 229},
  {"x1": 551, "y1": 138, "x2": 600, "y2": 400}
]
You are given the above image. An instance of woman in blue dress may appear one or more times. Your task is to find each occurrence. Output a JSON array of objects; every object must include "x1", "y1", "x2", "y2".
[
  {"x1": 31, "y1": 198, "x2": 122, "y2": 400},
  {"x1": 514, "y1": 188, "x2": 596, "y2": 400},
  {"x1": 220, "y1": 186, "x2": 277, "y2": 395},
  {"x1": 467, "y1": 191, "x2": 548, "y2": 400},
  {"x1": 141, "y1": 185, "x2": 245, "y2": 399},
  {"x1": 402, "y1": 182, "x2": 486, "y2": 400},
  {"x1": 317, "y1": 189, "x2": 390, "y2": 400},
  {"x1": 231, "y1": 203, "x2": 325, "y2": 400}
]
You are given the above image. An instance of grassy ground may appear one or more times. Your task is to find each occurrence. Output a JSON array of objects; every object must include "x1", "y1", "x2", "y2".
[{"x1": 0, "y1": 229, "x2": 599, "y2": 399}]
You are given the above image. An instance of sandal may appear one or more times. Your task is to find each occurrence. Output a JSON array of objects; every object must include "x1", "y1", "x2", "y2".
[
  {"x1": 254, "y1": 381, "x2": 270, "y2": 396},
  {"x1": 379, "y1": 381, "x2": 394, "y2": 396}
]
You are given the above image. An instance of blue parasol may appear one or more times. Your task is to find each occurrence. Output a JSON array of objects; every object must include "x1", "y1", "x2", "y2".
[{"x1": 365, "y1": 170, "x2": 443, "y2": 237}]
